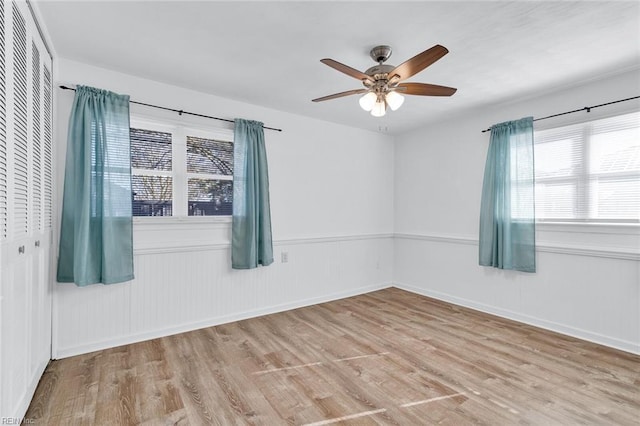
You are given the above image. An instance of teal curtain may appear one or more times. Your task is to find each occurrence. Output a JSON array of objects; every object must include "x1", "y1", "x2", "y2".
[
  {"x1": 479, "y1": 117, "x2": 536, "y2": 273},
  {"x1": 57, "y1": 86, "x2": 134, "y2": 286},
  {"x1": 232, "y1": 119, "x2": 274, "y2": 269}
]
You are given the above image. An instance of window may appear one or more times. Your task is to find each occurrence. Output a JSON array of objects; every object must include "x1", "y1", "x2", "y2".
[
  {"x1": 534, "y1": 111, "x2": 639, "y2": 223},
  {"x1": 131, "y1": 127, "x2": 173, "y2": 216},
  {"x1": 130, "y1": 117, "x2": 233, "y2": 217},
  {"x1": 187, "y1": 136, "x2": 233, "y2": 216}
]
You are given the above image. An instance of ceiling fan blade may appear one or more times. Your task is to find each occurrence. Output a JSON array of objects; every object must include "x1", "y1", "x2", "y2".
[
  {"x1": 389, "y1": 45, "x2": 449, "y2": 81},
  {"x1": 397, "y1": 82, "x2": 457, "y2": 96},
  {"x1": 312, "y1": 89, "x2": 368, "y2": 102},
  {"x1": 320, "y1": 59, "x2": 373, "y2": 82}
]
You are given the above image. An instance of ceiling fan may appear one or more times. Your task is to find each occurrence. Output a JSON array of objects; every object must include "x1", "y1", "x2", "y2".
[{"x1": 312, "y1": 44, "x2": 457, "y2": 117}]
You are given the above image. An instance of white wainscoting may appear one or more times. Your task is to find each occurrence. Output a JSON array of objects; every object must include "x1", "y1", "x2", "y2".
[
  {"x1": 52, "y1": 220, "x2": 638, "y2": 358},
  {"x1": 394, "y1": 231, "x2": 640, "y2": 355},
  {"x1": 52, "y1": 226, "x2": 393, "y2": 359}
]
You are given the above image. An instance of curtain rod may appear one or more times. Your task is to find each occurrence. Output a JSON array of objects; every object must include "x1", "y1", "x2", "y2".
[
  {"x1": 59, "y1": 85, "x2": 283, "y2": 132},
  {"x1": 481, "y1": 95, "x2": 640, "y2": 133}
]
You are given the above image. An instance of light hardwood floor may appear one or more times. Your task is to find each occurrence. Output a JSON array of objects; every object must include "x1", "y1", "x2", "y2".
[{"x1": 27, "y1": 288, "x2": 639, "y2": 425}]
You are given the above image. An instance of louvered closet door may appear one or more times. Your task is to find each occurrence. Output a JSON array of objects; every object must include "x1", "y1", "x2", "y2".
[
  {"x1": 0, "y1": 1, "x2": 53, "y2": 418},
  {"x1": 0, "y1": 3, "x2": 31, "y2": 416},
  {"x1": 0, "y1": 3, "x2": 5, "y2": 418},
  {"x1": 28, "y1": 38, "x2": 53, "y2": 392},
  {"x1": 0, "y1": 0, "x2": 6, "y2": 416},
  {"x1": 0, "y1": 0, "x2": 7, "y2": 244}
]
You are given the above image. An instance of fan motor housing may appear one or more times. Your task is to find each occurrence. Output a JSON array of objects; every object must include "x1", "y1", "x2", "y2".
[{"x1": 365, "y1": 64, "x2": 395, "y2": 77}]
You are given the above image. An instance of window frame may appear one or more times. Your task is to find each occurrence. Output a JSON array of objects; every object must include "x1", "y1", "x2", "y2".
[
  {"x1": 130, "y1": 114, "x2": 234, "y2": 220},
  {"x1": 532, "y1": 108, "x2": 640, "y2": 225}
]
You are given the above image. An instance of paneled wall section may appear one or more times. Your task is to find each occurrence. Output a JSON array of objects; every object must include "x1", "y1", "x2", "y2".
[{"x1": 53, "y1": 229, "x2": 393, "y2": 358}]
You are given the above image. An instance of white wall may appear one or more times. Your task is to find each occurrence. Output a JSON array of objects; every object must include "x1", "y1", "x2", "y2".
[
  {"x1": 394, "y1": 69, "x2": 640, "y2": 354},
  {"x1": 52, "y1": 59, "x2": 394, "y2": 358},
  {"x1": 52, "y1": 59, "x2": 639, "y2": 359}
]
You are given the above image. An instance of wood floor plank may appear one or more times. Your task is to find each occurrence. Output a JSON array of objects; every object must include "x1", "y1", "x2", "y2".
[{"x1": 26, "y1": 288, "x2": 640, "y2": 425}]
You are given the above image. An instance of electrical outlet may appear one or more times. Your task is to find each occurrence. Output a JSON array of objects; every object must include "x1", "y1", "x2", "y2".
[{"x1": 281, "y1": 251, "x2": 289, "y2": 263}]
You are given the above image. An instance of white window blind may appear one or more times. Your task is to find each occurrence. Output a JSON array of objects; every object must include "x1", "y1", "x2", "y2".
[{"x1": 534, "y1": 111, "x2": 640, "y2": 222}]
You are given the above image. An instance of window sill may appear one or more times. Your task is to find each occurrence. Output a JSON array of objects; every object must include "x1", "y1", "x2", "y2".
[
  {"x1": 133, "y1": 215, "x2": 232, "y2": 230},
  {"x1": 535, "y1": 222, "x2": 639, "y2": 259},
  {"x1": 132, "y1": 216, "x2": 232, "y2": 252},
  {"x1": 536, "y1": 221, "x2": 640, "y2": 236},
  {"x1": 133, "y1": 216, "x2": 231, "y2": 224}
]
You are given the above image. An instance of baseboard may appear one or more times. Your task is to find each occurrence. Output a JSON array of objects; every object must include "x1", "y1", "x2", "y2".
[
  {"x1": 393, "y1": 282, "x2": 640, "y2": 355},
  {"x1": 54, "y1": 282, "x2": 393, "y2": 359}
]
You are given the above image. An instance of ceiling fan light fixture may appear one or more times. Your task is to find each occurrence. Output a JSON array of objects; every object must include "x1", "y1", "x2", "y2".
[
  {"x1": 386, "y1": 91, "x2": 405, "y2": 111},
  {"x1": 359, "y1": 91, "x2": 377, "y2": 111},
  {"x1": 313, "y1": 44, "x2": 456, "y2": 116},
  {"x1": 370, "y1": 100, "x2": 386, "y2": 117}
]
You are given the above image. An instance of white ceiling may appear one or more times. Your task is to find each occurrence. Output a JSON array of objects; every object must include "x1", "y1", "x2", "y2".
[{"x1": 37, "y1": 1, "x2": 640, "y2": 135}]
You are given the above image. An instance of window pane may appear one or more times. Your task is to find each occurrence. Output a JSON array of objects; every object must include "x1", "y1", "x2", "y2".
[
  {"x1": 511, "y1": 183, "x2": 535, "y2": 219},
  {"x1": 131, "y1": 128, "x2": 172, "y2": 171},
  {"x1": 102, "y1": 171, "x2": 133, "y2": 218},
  {"x1": 188, "y1": 178, "x2": 232, "y2": 216},
  {"x1": 535, "y1": 183, "x2": 576, "y2": 219},
  {"x1": 132, "y1": 175, "x2": 172, "y2": 216},
  {"x1": 534, "y1": 111, "x2": 639, "y2": 222},
  {"x1": 534, "y1": 137, "x2": 579, "y2": 179},
  {"x1": 590, "y1": 177, "x2": 640, "y2": 220},
  {"x1": 187, "y1": 136, "x2": 233, "y2": 175},
  {"x1": 590, "y1": 127, "x2": 639, "y2": 175}
]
